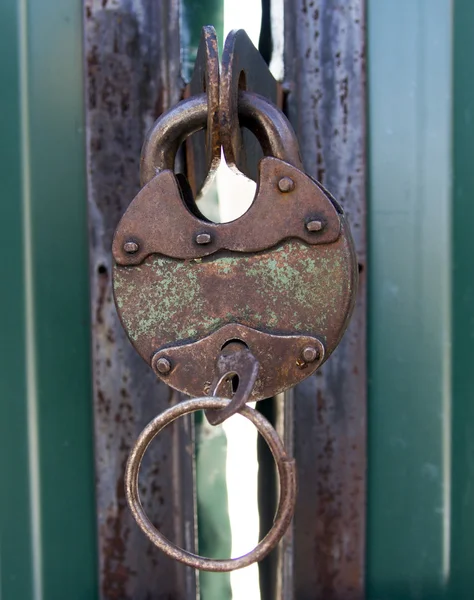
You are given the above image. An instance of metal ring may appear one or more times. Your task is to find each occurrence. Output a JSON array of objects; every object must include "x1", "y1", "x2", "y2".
[{"x1": 125, "y1": 397, "x2": 297, "y2": 572}]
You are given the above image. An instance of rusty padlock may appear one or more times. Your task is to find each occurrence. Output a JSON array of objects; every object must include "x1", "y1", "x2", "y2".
[
  {"x1": 113, "y1": 91, "x2": 357, "y2": 401},
  {"x1": 112, "y1": 90, "x2": 357, "y2": 571}
]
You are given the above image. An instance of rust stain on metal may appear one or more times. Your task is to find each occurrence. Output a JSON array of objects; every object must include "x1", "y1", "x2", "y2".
[
  {"x1": 113, "y1": 155, "x2": 342, "y2": 266},
  {"x1": 151, "y1": 324, "x2": 325, "y2": 401},
  {"x1": 184, "y1": 26, "x2": 221, "y2": 198},
  {"x1": 284, "y1": 1, "x2": 367, "y2": 598},
  {"x1": 183, "y1": 28, "x2": 282, "y2": 195},
  {"x1": 84, "y1": 1, "x2": 196, "y2": 598},
  {"x1": 220, "y1": 29, "x2": 280, "y2": 182},
  {"x1": 114, "y1": 236, "x2": 356, "y2": 366},
  {"x1": 101, "y1": 468, "x2": 134, "y2": 599},
  {"x1": 203, "y1": 339, "x2": 260, "y2": 425},
  {"x1": 139, "y1": 89, "x2": 303, "y2": 189},
  {"x1": 113, "y1": 76, "x2": 357, "y2": 416},
  {"x1": 125, "y1": 397, "x2": 297, "y2": 571}
]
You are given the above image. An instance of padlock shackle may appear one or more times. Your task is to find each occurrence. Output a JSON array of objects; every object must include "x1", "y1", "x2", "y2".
[
  {"x1": 238, "y1": 91, "x2": 303, "y2": 172},
  {"x1": 140, "y1": 91, "x2": 303, "y2": 187},
  {"x1": 140, "y1": 94, "x2": 208, "y2": 187}
]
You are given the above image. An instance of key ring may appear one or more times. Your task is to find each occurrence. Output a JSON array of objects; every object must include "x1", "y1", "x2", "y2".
[{"x1": 125, "y1": 397, "x2": 297, "y2": 572}]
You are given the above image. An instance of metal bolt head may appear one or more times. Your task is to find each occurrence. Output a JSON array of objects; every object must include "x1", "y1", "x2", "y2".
[
  {"x1": 306, "y1": 220, "x2": 324, "y2": 232},
  {"x1": 155, "y1": 357, "x2": 172, "y2": 375},
  {"x1": 195, "y1": 233, "x2": 212, "y2": 245},
  {"x1": 302, "y1": 346, "x2": 319, "y2": 363},
  {"x1": 278, "y1": 177, "x2": 295, "y2": 193},
  {"x1": 124, "y1": 241, "x2": 139, "y2": 253}
]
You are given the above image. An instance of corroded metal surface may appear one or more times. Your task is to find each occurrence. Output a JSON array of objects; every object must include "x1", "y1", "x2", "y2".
[
  {"x1": 114, "y1": 157, "x2": 342, "y2": 265},
  {"x1": 184, "y1": 26, "x2": 220, "y2": 198},
  {"x1": 151, "y1": 324, "x2": 325, "y2": 401},
  {"x1": 139, "y1": 94, "x2": 208, "y2": 187},
  {"x1": 113, "y1": 233, "x2": 356, "y2": 365},
  {"x1": 125, "y1": 397, "x2": 297, "y2": 571},
  {"x1": 139, "y1": 90, "x2": 303, "y2": 187},
  {"x1": 284, "y1": 1, "x2": 367, "y2": 598},
  {"x1": 180, "y1": 28, "x2": 282, "y2": 193},
  {"x1": 84, "y1": 1, "x2": 196, "y2": 598},
  {"x1": 220, "y1": 29, "x2": 280, "y2": 181},
  {"x1": 204, "y1": 340, "x2": 260, "y2": 425}
]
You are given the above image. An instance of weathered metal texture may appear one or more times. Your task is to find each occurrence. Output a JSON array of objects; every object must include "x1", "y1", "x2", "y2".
[
  {"x1": 284, "y1": 1, "x2": 367, "y2": 598},
  {"x1": 274, "y1": 390, "x2": 296, "y2": 599},
  {"x1": 114, "y1": 81, "x2": 357, "y2": 408},
  {"x1": 151, "y1": 324, "x2": 325, "y2": 402},
  {"x1": 125, "y1": 397, "x2": 297, "y2": 571},
  {"x1": 84, "y1": 1, "x2": 196, "y2": 598},
  {"x1": 181, "y1": 27, "x2": 281, "y2": 194},
  {"x1": 220, "y1": 29, "x2": 280, "y2": 181},
  {"x1": 184, "y1": 25, "x2": 221, "y2": 198},
  {"x1": 204, "y1": 339, "x2": 260, "y2": 425},
  {"x1": 139, "y1": 90, "x2": 303, "y2": 187},
  {"x1": 113, "y1": 232, "x2": 356, "y2": 380},
  {"x1": 114, "y1": 157, "x2": 342, "y2": 265}
]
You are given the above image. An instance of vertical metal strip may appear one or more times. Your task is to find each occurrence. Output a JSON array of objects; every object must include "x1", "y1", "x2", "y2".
[
  {"x1": 84, "y1": 2, "x2": 197, "y2": 598},
  {"x1": 275, "y1": 390, "x2": 295, "y2": 599},
  {"x1": 1, "y1": 1, "x2": 35, "y2": 597},
  {"x1": 367, "y1": 1, "x2": 453, "y2": 596},
  {"x1": 257, "y1": 396, "x2": 278, "y2": 599},
  {"x1": 284, "y1": 2, "x2": 367, "y2": 598},
  {"x1": 2, "y1": 0, "x2": 99, "y2": 596},
  {"x1": 17, "y1": 0, "x2": 43, "y2": 596},
  {"x1": 451, "y1": 2, "x2": 474, "y2": 597}
]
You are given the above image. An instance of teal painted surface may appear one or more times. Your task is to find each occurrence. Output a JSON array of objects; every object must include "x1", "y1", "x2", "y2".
[
  {"x1": 367, "y1": 0, "x2": 452, "y2": 598},
  {"x1": 450, "y1": 1, "x2": 474, "y2": 597},
  {"x1": 181, "y1": 0, "x2": 224, "y2": 81},
  {"x1": 0, "y1": 1, "x2": 34, "y2": 598},
  {"x1": 195, "y1": 418, "x2": 232, "y2": 599},
  {"x1": 0, "y1": 1, "x2": 98, "y2": 598}
]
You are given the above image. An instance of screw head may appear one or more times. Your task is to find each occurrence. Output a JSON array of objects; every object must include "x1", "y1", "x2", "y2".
[
  {"x1": 302, "y1": 346, "x2": 319, "y2": 363},
  {"x1": 195, "y1": 233, "x2": 212, "y2": 245},
  {"x1": 155, "y1": 357, "x2": 172, "y2": 375},
  {"x1": 123, "y1": 241, "x2": 139, "y2": 254},
  {"x1": 278, "y1": 177, "x2": 295, "y2": 193},
  {"x1": 306, "y1": 220, "x2": 324, "y2": 232}
]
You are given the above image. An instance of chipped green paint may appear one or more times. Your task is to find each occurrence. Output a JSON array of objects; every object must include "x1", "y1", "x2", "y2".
[{"x1": 113, "y1": 237, "x2": 356, "y2": 362}]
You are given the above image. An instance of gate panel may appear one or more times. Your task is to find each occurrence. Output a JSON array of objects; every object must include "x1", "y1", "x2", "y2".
[
  {"x1": 84, "y1": 1, "x2": 197, "y2": 598},
  {"x1": 284, "y1": 2, "x2": 367, "y2": 598},
  {"x1": 1, "y1": 0, "x2": 98, "y2": 597},
  {"x1": 367, "y1": 1, "x2": 452, "y2": 597}
]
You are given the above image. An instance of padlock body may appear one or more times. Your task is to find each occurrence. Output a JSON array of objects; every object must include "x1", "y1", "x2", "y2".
[
  {"x1": 114, "y1": 228, "x2": 356, "y2": 394},
  {"x1": 113, "y1": 157, "x2": 358, "y2": 400}
]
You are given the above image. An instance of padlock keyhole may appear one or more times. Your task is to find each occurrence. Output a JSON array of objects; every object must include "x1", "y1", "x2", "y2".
[
  {"x1": 230, "y1": 374, "x2": 240, "y2": 394},
  {"x1": 221, "y1": 338, "x2": 249, "y2": 350}
]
